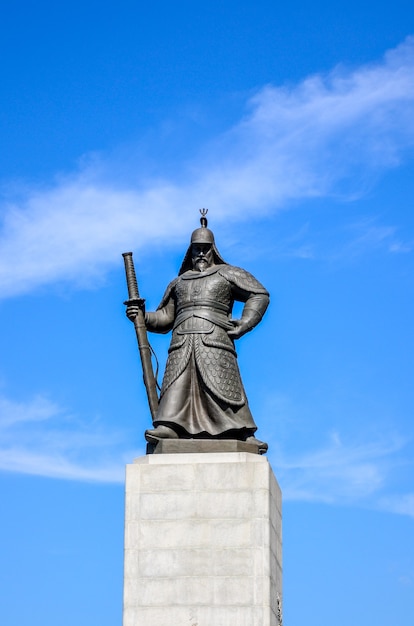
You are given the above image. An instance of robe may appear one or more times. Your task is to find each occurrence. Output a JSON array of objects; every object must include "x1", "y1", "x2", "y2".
[{"x1": 145, "y1": 263, "x2": 269, "y2": 438}]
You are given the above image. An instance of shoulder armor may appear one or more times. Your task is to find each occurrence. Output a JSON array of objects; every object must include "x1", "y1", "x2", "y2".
[
  {"x1": 157, "y1": 277, "x2": 179, "y2": 310},
  {"x1": 217, "y1": 265, "x2": 269, "y2": 295}
]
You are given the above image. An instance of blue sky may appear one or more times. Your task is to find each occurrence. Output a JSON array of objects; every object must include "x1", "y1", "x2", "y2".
[{"x1": 1, "y1": 1, "x2": 414, "y2": 624}]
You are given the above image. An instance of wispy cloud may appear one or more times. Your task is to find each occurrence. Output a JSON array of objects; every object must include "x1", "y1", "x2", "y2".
[
  {"x1": 339, "y1": 218, "x2": 414, "y2": 258},
  {"x1": 0, "y1": 394, "x2": 62, "y2": 427},
  {"x1": 270, "y1": 430, "x2": 414, "y2": 516},
  {"x1": 378, "y1": 493, "x2": 414, "y2": 517},
  {"x1": 261, "y1": 215, "x2": 414, "y2": 262},
  {"x1": 0, "y1": 393, "x2": 139, "y2": 482},
  {"x1": 2, "y1": 391, "x2": 412, "y2": 520},
  {"x1": 1, "y1": 37, "x2": 414, "y2": 298}
]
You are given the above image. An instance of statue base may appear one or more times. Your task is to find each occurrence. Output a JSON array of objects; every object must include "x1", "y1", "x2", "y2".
[
  {"x1": 147, "y1": 438, "x2": 263, "y2": 455},
  {"x1": 123, "y1": 452, "x2": 282, "y2": 626}
]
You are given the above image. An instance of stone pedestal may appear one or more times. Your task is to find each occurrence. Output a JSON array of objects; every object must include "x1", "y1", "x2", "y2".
[{"x1": 123, "y1": 452, "x2": 282, "y2": 626}]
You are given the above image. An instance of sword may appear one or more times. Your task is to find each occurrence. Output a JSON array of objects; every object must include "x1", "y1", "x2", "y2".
[{"x1": 122, "y1": 252, "x2": 159, "y2": 421}]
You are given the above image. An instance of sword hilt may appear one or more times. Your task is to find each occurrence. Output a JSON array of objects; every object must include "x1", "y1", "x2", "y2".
[{"x1": 122, "y1": 252, "x2": 140, "y2": 300}]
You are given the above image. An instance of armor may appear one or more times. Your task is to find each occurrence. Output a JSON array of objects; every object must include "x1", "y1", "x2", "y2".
[
  {"x1": 146, "y1": 263, "x2": 269, "y2": 437},
  {"x1": 124, "y1": 210, "x2": 271, "y2": 450}
]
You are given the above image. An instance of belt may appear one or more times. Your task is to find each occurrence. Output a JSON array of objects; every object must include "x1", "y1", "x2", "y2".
[
  {"x1": 176, "y1": 300, "x2": 229, "y2": 315},
  {"x1": 173, "y1": 306, "x2": 233, "y2": 332}
]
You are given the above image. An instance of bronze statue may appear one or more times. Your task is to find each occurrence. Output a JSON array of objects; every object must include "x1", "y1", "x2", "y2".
[{"x1": 124, "y1": 211, "x2": 270, "y2": 453}]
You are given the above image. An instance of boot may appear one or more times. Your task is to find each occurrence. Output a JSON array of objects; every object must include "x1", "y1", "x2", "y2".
[{"x1": 145, "y1": 424, "x2": 179, "y2": 443}]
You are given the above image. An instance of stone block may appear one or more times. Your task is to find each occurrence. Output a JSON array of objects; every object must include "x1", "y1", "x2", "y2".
[{"x1": 123, "y1": 452, "x2": 282, "y2": 625}]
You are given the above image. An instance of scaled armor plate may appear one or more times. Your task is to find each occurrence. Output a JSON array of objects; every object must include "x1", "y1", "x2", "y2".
[
  {"x1": 156, "y1": 265, "x2": 268, "y2": 406},
  {"x1": 161, "y1": 325, "x2": 245, "y2": 406}
]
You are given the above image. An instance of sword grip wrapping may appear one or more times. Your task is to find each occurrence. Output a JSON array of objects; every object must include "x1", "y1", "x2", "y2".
[
  {"x1": 122, "y1": 252, "x2": 140, "y2": 301},
  {"x1": 122, "y1": 250, "x2": 159, "y2": 420}
]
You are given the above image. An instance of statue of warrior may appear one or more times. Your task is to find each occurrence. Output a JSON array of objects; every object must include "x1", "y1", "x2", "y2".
[{"x1": 126, "y1": 212, "x2": 270, "y2": 453}]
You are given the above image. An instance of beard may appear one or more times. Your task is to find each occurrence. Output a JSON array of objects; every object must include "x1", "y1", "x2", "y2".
[{"x1": 194, "y1": 258, "x2": 209, "y2": 272}]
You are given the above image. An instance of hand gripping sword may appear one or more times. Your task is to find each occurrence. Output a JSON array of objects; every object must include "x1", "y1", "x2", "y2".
[{"x1": 122, "y1": 252, "x2": 159, "y2": 420}]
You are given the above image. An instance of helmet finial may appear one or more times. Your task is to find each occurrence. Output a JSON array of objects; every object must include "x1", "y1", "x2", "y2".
[
  {"x1": 191, "y1": 209, "x2": 214, "y2": 245},
  {"x1": 200, "y1": 208, "x2": 208, "y2": 228},
  {"x1": 179, "y1": 208, "x2": 227, "y2": 274}
]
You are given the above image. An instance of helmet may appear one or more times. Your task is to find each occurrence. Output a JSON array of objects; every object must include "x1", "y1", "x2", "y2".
[
  {"x1": 190, "y1": 226, "x2": 215, "y2": 245},
  {"x1": 179, "y1": 209, "x2": 227, "y2": 274}
]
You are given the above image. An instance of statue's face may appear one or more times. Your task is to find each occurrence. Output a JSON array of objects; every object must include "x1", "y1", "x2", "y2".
[{"x1": 191, "y1": 243, "x2": 215, "y2": 272}]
